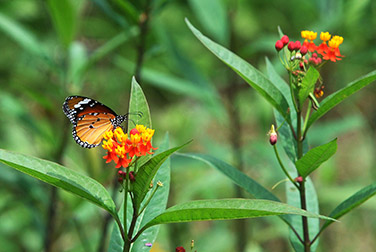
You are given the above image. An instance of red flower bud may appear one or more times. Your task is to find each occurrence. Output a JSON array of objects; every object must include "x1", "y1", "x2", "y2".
[
  {"x1": 316, "y1": 57, "x2": 322, "y2": 64},
  {"x1": 287, "y1": 41, "x2": 295, "y2": 51},
  {"x1": 176, "y1": 247, "x2": 186, "y2": 252},
  {"x1": 281, "y1": 35, "x2": 289, "y2": 45},
  {"x1": 294, "y1": 176, "x2": 303, "y2": 182},
  {"x1": 300, "y1": 45, "x2": 308, "y2": 55},
  {"x1": 312, "y1": 53, "x2": 318, "y2": 58},
  {"x1": 275, "y1": 40, "x2": 284, "y2": 51},
  {"x1": 294, "y1": 41, "x2": 301, "y2": 50},
  {"x1": 268, "y1": 125, "x2": 278, "y2": 145}
]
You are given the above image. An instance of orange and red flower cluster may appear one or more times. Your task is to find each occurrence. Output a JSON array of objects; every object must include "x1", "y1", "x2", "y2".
[
  {"x1": 275, "y1": 30, "x2": 344, "y2": 62},
  {"x1": 102, "y1": 125, "x2": 157, "y2": 168}
]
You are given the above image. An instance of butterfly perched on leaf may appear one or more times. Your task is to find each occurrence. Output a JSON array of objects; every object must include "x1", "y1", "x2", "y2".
[{"x1": 63, "y1": 96, "x2": 128, "y2": 148}]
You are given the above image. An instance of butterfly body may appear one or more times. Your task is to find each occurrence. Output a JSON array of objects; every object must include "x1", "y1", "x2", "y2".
[{"x1": 63, "y1": 96, "x2": 127, "y2": 148}]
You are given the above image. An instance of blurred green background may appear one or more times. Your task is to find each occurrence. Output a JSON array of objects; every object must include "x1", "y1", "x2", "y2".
[{"x1": 0, "y1": 0, "x2": 375, "y2": 251}]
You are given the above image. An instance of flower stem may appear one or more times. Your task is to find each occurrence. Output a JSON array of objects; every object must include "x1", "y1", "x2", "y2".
[
  {"x1": 297, "y1": 108, "x2": 310, "y2": 252},
  {"x1": 123, "y1": 169, "x2": 130, "y2": 252},
  {"x1": 138, "y1": 185, "x2": 160, "y2": 216},
  {"x1": 273, "y1": 145, "x2": 299, "y2": 189}
]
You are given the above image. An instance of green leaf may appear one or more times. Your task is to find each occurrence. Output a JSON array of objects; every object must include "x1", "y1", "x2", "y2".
[
  {"x1": 133, "y1": 141, "x2": 191, "y2": 211},
  {"x1": 0, "y1": 149, "x2": 117, "y2": 217},
  {"x1": 186, "y1": 18, "x2": 291, "y2": 124},
  {"x1": 265, "y1": 57, "x2": 295, "y2": 112},
  {"x1": 128, "y1": 77, "x2": 152, "y2": 130},
  {"x1": 131, "y1": 134, "x2": 171, "y2": 251},
  {"x1": 306, "y1": 70, "x2": 376, "y2": 131},
  {"x1": 0, "y1": 13, "x2": 45, "y2": 57},
  {"x1": 298, "y1": 67, "x2": 320, "y2": 107},
  {"x1": 286, "y1": 176, "x2": 320, "y2": 252},
  {"x1": 319, "y1": 182, "x2": 376, "y2": 233},
  {"x1": 296, "y1": 139, "x2": 337, "y2": 178},
  {"x1": 188, "y1": 0, "x2": 229, "y2": 45},
  {"x1": 178, "y1": 153, "x2": 291, "y2": 224},
  {"x1": 178, "y1": 153, "x2": 280, "y2": 201},
  {"x1": 140, "y1": 199, "x2": 335, "y2": 232},
  {"x1": 47, "y1": 0, "x2": 77, "y2": 47},
  {"x1": 128, "y1": 77, "x2": 152, "y2": 167}
]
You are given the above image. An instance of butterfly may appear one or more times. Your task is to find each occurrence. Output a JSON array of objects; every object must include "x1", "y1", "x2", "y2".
[{"x1": 63, "y1": 96, "x2": 128, "y2": 148}]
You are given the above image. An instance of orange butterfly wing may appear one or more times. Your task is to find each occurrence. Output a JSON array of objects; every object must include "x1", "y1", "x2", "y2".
[{"x1": 63, "y1": 96, "x2": 127, "y2": 148}]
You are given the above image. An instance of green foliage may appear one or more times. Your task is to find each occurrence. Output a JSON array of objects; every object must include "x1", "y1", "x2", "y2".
[
  {"x1": 140, "y1": 198, "x2": 335, "y2": 231},
  {"x1": 0, "y1": 149, "x2": 117, "y2": 217},
  {"x1": 306, "y1": 70, "x2": 376, "y2": 131},
  {"x1": 296, "y1": 139, "x2": 338, "y2": 178},
  {"x1": 298, "y1": 67, "x2": 320, "y2": 108},
  {"x1": 46, "y1": 0, "x2": 77, "y2": 48},
  {"x1": 133, "y1": 141, "x2": 191, "y2": 212},
  {"x1": 320, "y1": 182, "x2": 376, "y2": 233},
  {"x1": 186, "y1": 19, "x2": 291, "y2": 124}
]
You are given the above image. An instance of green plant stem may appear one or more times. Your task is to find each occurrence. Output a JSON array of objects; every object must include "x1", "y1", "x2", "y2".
[
  {"x1": 123, "y1": 170, "x2": 130, "y2": 252},
  {"x1": 138, "y1": 185, "x2": 160, "y2": 215},
  {"x1": 289, "y1": 70, "x2": 299, "y2": 114},
  {"x1": 114, "y1": 215, "x2": 126, "y2": 243},
  {"x1": 302, "y1": 100, "x2": 312, "y2": 139},
  {"x1": 273, "y1": 145, "x2": 299, "y2": 189},
  {"x1": 297, "y1": 108, "x2": 310, "y2": 252}
]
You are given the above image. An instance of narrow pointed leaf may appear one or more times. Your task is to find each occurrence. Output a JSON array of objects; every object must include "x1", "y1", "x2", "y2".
[
  {"x1": 0, "y1": 149, "x2": 117, "y2": 216},
  {"x1": 140, "y1": 199, "x2": 335, "y2": 232},
  {"x1": 177, "y1": 153, "x2": 290, "y2": 224},
  {"x1": 178, "y1": 153, "x2": 279, "y2": 201},
  {"x1": 319, "y1": 182, "x2": 376, "y2": 233},
  {"x1": 306, "y1": 70, "x2": 376, "y2": 131},
  {"x1": 296, "y1": 139, "x2": 337, "y2": 178},
  {"x1": 128, "y1": 77, "x2": 152, "y2": 130},
  {"x1": 186, "y1": 19, "x2": 290, "y2": 123},
  {"x1": 298, "y1": 67, "x2": 320, "y2": 107},
  {"x1": 133, "y1": 141, "x2": 191, "y2": 211},
  {"x1": 128, "y1": 77, "x2": 152, "y2": 166}
]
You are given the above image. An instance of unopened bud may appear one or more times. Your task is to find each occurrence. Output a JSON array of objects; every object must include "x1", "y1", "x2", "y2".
[
  {"x1": 275, "y1": 40, "x2": 284, "y2": 51},
  {"x1": 287, "y1": 41, "x2": 295, "y2": 51},
  {"x1": 191, "y1": 240, "x2": 195, "y2": 249},
  {"x1": 268, "y1": 124, "x2": 278, "y2": 145},
  {"x1": 281, "y1": 35, "x2": 289, "y2": 45},
  {"x1": 294, "y1": 41, "x2": 301, "y2": 50},
  {"x1": 294, "y1": 176, "x2": 303, "y2": 182},
  {"x1": 300, "y1": 45, "x2": 308, "y2": 55}
]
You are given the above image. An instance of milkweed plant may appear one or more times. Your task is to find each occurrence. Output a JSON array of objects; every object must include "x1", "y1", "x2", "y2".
[{"x1": 0, "y1": 19, "x2": 375, "y2": 252}]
